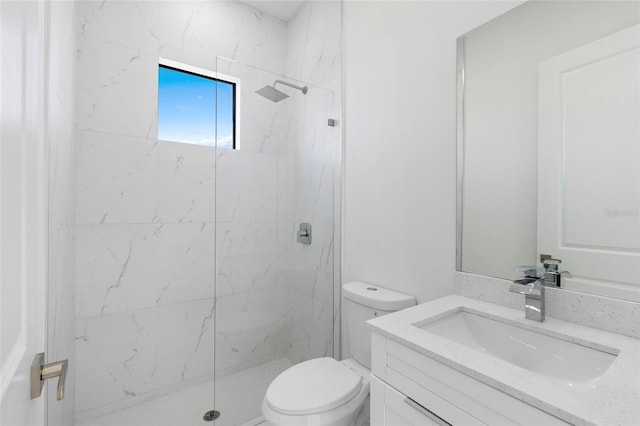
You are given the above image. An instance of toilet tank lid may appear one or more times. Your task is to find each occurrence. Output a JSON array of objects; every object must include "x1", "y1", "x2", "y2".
[{"x1": 343, "y1": 281, "x2": 416, "y2": 311}]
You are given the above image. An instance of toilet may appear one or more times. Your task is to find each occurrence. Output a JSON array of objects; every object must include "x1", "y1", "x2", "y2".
[{"x1": 261, "y1": 281, "x2": 416, "y2": 426}]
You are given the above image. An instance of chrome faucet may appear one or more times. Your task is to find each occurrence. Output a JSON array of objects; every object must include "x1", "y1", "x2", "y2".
[{"x1": 510, "y1": 266, "x2": 546, "y2": 322}]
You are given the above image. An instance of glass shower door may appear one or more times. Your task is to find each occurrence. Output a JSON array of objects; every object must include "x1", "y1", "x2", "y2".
[{"x1": 213, "y1": 57, "x2": 338, "y2": 425}]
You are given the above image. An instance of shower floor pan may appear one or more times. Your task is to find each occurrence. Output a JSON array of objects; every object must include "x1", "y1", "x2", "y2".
[{"x1": 77, "y1": 358, "x2": 292, "y2": 426}]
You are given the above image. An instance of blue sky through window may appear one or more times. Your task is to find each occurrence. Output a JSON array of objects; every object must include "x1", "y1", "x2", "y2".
[{"x1": 158, "y1": 66, "x2": 235, "y2": 148}]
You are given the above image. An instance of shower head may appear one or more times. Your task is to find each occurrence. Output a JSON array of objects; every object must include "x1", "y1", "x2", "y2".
[
  {"x1": 256, "y1": 79, "x2": 308, "y2": 103},
  {"x1": 256, "y1": 85, "x2": 290, "y2": 103}
]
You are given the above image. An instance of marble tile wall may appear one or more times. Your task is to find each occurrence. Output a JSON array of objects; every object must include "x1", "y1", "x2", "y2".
[
  {"x1": 212, "y1": 58, "x2": 294, "y2": 377},
  {"x1": 73, "y1": 0, "x2": 288, "y2": 420},
  {"x1": 282, "y1": 89, "x2": 339, "y2": 364},
  {"x1": 215, "y1": 0, "x2": 344, "y2": 371},
  {"x1": 212, "y1": 4, "x2": 342, "y2": 376},
  {"x1": 210, "y1": 0, "x2": 343, "y2": 376},
  {"x1": 73, "y1": 0, "x2": 342, "y2": 420},
  {"x1": 47, "y1": 2, "x2": 77, "y2": 425},
  {"x1": 284, "y1": 1, "x2": 343, "y2": 363},
  {"x1": 286, "y1": 1, "x2": 343, "y2": 93},
  {"x1": 215, "y1": 96, "x2": 340, "y2": 370}
]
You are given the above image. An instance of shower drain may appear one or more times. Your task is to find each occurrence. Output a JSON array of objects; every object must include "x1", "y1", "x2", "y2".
[{"x1": 203, "y1": 410, "x2": 221, "y2": 422}]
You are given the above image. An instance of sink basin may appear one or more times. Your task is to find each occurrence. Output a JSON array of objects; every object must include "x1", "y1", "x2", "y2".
[{"x1": 416, "y1": 309, "x2": 618, "y2": 384}]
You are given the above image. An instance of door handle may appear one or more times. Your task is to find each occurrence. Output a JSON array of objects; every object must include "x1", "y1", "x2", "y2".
[{"x1": 31, "y1": 353, "x2": 68, "y2": 401}]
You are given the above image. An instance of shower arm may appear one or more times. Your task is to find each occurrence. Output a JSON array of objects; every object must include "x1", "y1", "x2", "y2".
[{"x1": 274, "y1": 79, "x2": 308, "y2": 94}]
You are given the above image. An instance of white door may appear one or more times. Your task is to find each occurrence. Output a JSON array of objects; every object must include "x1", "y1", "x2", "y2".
[
  {"x1": 1, "y1": 1, "x2": 48, "y2": 425},
  {"x1": 538, "y1": 24, "x2": 640, "y2": 301}
]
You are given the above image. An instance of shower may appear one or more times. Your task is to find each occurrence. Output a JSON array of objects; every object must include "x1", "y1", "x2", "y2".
[{"x1": 256, "y1": 79, "x2": 308, "y2": 102}]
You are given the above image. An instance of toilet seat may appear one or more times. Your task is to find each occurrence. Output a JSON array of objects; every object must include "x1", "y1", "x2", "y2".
[{"x1": 265, "y1": 357, "x2": 363, "y2": 416}]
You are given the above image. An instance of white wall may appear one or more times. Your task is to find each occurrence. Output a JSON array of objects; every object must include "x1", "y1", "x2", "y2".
[
  {"x1": 343, "y1": 1, "x2": 522, "y2": 303},
  {"x1": 285, "y1": 0, "x2": 343, "y2": 363}
]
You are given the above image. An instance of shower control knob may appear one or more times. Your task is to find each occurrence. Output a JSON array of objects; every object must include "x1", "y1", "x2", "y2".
[{"x1": 297, "y1": 223, "x2": 312, "y2": 245}]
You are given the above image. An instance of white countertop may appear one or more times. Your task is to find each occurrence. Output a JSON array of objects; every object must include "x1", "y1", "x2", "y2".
[{"x1": 367, "y1": 295, "x2": 640, "y2": 426}]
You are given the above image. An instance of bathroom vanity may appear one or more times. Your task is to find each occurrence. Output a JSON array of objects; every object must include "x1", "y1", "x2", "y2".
[{"x1": 367, "y1": 295, "x2": 640, "y2": 426}]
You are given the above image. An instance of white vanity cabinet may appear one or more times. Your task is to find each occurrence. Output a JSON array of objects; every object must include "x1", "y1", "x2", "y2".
[{"x1": 370, "y1": 333, "x2": 571, "y2": 426}]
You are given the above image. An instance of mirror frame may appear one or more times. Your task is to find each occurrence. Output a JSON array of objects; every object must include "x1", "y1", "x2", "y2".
[{"x1": 455, "y1": 36, "x2": 465, "y2": 272}]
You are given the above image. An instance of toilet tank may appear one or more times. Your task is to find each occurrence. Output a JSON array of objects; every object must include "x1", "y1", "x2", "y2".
[{"x1": 341, "y1": 281, "x2": 415, "y2": 369}]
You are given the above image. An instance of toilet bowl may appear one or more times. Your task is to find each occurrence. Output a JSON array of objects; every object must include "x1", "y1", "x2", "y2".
[{"x1": 261, "y1": 282, "x2": 416, "y2": 426}]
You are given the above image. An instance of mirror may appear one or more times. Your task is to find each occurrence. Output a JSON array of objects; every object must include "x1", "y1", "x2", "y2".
[{"x1": 457, "y1": 1, "x2": 640, "y2": 301}]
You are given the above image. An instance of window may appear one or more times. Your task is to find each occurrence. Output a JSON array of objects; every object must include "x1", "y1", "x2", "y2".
[{"x1": 158, "y1": 58, "x2": 239, "y2": 149}]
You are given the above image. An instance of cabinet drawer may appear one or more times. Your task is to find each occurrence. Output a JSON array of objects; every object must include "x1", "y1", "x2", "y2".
[
  {"x1": 371, "y1": 375, "x2": 449, "y2": 426},
  {"x1": 374, "y1": 335, "x2": 570, "y2": 426}
]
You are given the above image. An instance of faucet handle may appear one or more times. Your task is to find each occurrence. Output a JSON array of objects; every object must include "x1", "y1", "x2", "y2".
[
  {"x1": 540, "y1": 254, "x2": 562, "y2": 270},
  {"x1": 540, "y1": 253, "x2": 558, "y2": 263},
  {"x1": 513, "y1": 265, "x2": 545, "y2": 278}
]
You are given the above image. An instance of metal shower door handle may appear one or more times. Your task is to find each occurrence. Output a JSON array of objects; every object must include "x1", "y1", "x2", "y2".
[{"x1": 31, "y1": 352, "x2": 68, "y2": 401}]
